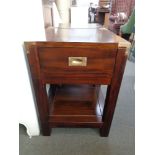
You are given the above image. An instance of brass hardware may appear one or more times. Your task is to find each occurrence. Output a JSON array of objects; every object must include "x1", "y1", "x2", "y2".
[{"x1": 68, "y1": 57, "x2": 87, "y2": 66}]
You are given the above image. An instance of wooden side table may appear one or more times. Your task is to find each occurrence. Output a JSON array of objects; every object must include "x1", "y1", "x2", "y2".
[{"x1": 25, "y1": 25, "x2": 130, "y2": 137}]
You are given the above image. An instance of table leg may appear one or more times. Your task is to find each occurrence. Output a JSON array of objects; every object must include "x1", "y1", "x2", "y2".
[
  {"x1": 27, "y1": 46, "x2": 51, "y2": 136},
  {"x1": 100, "y1": 48, "x2": 128, "y2": 137}
]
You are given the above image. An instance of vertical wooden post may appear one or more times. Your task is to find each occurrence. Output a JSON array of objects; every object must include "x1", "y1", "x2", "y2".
[
  {"x1": 100, "y1": 47, "x2": 128, "y2": 137},
  {"x1": 26, "y1": 44, "x2": 51, "y2": 136}
]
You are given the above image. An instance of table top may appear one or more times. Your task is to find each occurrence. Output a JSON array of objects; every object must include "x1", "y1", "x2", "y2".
[{"x1": 45, "y1": 24, "x2": 130, "y2": 49}]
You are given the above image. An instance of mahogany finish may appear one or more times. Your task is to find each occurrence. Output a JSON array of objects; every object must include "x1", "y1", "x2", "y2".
[
  {"x1": 49, "y1": 85, "x2": 103, "y2": 127},
  {"x1": 25, "y1": 25, "x2": 128, "y2": 136}
]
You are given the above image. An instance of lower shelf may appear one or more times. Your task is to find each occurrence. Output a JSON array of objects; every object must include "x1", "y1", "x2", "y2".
[
  {"x1": 48, "y1": 85, "x2": 104, "y2": 127},
  {"x1": 49, "y1": 116, "x2": 102, "y2": 127}
]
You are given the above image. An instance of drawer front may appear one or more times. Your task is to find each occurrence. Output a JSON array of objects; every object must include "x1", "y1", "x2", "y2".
[{"x1": 37, "y1": 46, "x2": 117, "y2": 84}]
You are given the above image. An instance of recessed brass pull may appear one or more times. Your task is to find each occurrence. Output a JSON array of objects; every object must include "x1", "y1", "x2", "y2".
[{"x1": 68, "y1": 57, "x2": 87, "y2": 66}]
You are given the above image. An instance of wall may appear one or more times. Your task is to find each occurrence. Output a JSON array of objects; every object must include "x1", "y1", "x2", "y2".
[
  {"x1": 0, "y1": 0, "x2": 46, "y2": 137},
  {"x1": 17, "y1": 0, "x2": 46, "y2": 136},
  {"x1": 76, "y1": 0, "x2": 99, "y2": 6}
]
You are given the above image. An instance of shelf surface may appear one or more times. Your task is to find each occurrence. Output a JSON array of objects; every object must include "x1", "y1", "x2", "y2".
[{"x1": 48, "y1": 85, "x2": 104, "y2": 126}]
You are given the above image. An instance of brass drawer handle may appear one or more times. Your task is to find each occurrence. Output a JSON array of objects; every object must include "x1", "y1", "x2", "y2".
[{"x1": 68, "y1": 57, "x2": 87, "y2": 66}]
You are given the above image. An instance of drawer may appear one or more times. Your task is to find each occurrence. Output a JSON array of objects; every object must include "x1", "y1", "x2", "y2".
[{"x1": 37, "y1": 43, "x2": 117, "y2": 84}]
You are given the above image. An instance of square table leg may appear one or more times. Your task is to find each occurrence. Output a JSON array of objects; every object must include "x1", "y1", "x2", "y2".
[{"x1": 100, "y1": 48, "x2": 128, "y2": 137}]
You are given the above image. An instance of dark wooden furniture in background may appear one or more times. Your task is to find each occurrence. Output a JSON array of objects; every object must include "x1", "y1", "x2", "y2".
[
  {"x1": 96, "y1": 8, "x2": 110, "y2": 25},
  {"x1": 25, "y1": 24, "x2": 130, "y2": 137},
  {"x1": 97, "y1": 0, "x2": 110, "y2": 25}
]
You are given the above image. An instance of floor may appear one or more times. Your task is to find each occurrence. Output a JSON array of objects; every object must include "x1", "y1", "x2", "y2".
[{"x1": 19, "y1": 60, "x2": 135, "y2": 155}]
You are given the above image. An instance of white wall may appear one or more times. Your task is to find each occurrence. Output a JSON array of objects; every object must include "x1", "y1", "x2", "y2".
[
  {"x1": 17, "y1": 0, "x2": 46, "y2": 136},
  {"x1": 0, "y1": 0, "x2": 46, "y2": 137},
  {"x1": 71, "y1": 6, "x2": 89, "y2": 26},
  {"x1": 76, "y1": 0, "x2": 99, "y2": 6}
]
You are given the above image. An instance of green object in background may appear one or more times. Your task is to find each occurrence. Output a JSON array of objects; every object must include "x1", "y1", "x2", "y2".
[{"x1": 120, "y1": 8, "x2": 135, "y2": 34}]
